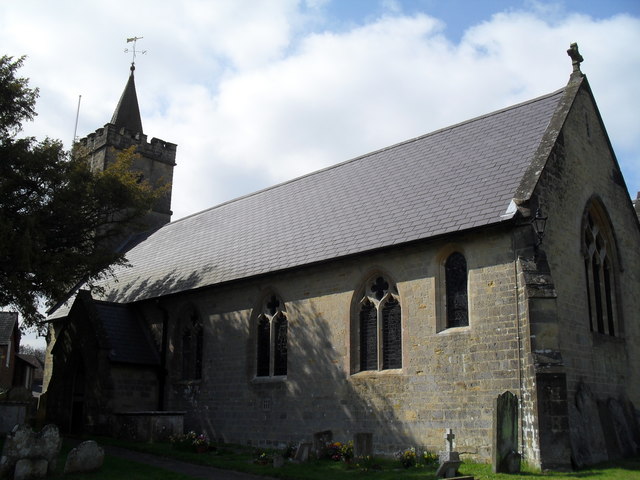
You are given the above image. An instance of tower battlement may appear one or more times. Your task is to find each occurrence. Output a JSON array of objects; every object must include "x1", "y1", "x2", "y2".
[{"x1": 78, "y1": 123, "x2": 177, "y2": 166}]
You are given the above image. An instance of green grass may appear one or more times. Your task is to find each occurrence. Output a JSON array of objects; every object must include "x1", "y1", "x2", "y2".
[
  {"x1": 90, "y1": 437, "x2": 640, "y2": 480},
  {"x1": 2, "y1": 435, "x2": 640, "y2": 479}
]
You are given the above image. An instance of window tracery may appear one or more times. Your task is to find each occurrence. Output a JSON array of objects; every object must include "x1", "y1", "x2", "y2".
[
  {"x1": 583, "y1": 205, "x2": 619, "y2": 336},
  {"x1": 357, "y1": 276, "x2": 402, "y2": 372},
  {"x1": 256, "y1": 294, "x2": 288, "y2": 377}
]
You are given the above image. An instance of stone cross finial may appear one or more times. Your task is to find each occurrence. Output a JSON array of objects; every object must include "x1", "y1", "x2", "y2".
[
  {"x1": 444, "y1": 428, "x2": 455, "y2": 452},
  {"x1": 567, "y1": 43, "x2": 583, "y2": 73}
]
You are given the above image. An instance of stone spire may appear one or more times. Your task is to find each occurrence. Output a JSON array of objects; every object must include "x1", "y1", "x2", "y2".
[{"x1": 110, "y1": 64, "x2": 143, "y2": 134}]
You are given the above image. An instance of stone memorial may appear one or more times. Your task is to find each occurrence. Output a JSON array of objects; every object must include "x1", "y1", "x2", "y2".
[
  {"x1": 0, "y1": 424, "x2": 61, "y2": 479},
  {"x1": 353, "y1": 432, "x2": 373, "y2": 458},
  {"x1": 64, "y1": 440, "x2": 105, "y2": 474},
  {"x1": 13, "y1": 458, "x2": 48, "y2": 480},
  {"x1": 435, "y1": 428, "x2": 462, "y2": 478},
  {"x1": 313, "y1": 430, "x2": 332, "y2": 458},
  {"x1": 492, "y1": 390, "x2": 521, "y2": 473},
  {"x1": 292, "y1": 442, "x2": 311, "y2": 463}
]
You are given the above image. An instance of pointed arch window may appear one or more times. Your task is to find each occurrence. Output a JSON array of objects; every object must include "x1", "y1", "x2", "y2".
[
  {"x1": 445, "y1": 252, "x2": 469, "y2": 328},
  {"x1": 256, "y1": 294, "x2": 288, "y2": 377},
  {"x1": 357, "y1": 276, "x2": 402, "y2": 372},
  {"x1": 180, "y1": 308, "x2": 203, "y2": 380},
  {"x1": 583, "y1": 205, "x2": 619, "y2": 336}
]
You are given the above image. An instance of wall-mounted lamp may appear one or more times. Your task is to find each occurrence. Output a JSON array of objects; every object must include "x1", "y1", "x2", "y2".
[{"x1": 531, "y1": 208, "x2": 548, "y2": 247}]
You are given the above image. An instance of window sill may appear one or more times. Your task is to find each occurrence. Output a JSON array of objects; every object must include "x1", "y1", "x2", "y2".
[
  {"x1": 251, "y1": 375, "x2": 287, "y2": 384},
  {"x1": 351, "y1": 368, "x2": 403, "y2": 377},
  {"x1": 437, "y1": 325, "x2": 471, "y2": 335},
  {"x1": 591, "y1": 331, "x2": 625, "y2": 346}
]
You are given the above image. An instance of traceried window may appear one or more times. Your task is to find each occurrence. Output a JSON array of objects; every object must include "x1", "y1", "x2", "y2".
[
  {"x1": 357, "y1": 276, "x2": 402, "y2": 372},
  {"x1": 583, "y1": 203, "x2": 619, "y2": 336},
  {"x1": 180, "y1": 308, "x2": 203, "y2": 380},
  {"x1": 445, "y1": 252, "x2": 469, "y2": 328},
  {"x1": 256, "y1": 294, "x2": 288, "y2": 377}
]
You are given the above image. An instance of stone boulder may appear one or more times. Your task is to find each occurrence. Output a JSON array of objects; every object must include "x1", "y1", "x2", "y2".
[{"x1": 63, "y1": 440, "x2": 105, "y2": 474}]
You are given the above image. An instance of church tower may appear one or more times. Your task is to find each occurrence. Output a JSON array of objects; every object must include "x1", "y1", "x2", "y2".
[{"x1": 75, "y1": 63, "x2": 177, "y2": 232}]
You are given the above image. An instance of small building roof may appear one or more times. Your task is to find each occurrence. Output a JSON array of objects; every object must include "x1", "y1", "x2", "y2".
[
  {"x1": 0, "y1": 312, "x2": 18, "y2": 345},
  {"x1": 92, "y1": 300, "x2": 159, "y2": 366}
]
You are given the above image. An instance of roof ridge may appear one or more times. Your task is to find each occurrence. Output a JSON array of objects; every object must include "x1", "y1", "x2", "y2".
[{"x1": 168, "y1": 85, "x2": 566, "y2": 227}]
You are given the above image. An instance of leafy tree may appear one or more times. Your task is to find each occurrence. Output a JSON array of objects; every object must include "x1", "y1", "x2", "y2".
[
  {"x1": 0, "y1": 55, "x2": 164, "y2": 331},
  {"x1": 19, "y1": 344, "x2": 45, "y2": 363}
]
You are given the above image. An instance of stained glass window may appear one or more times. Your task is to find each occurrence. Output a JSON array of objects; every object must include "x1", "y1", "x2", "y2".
[
  {"x1": 445, "y1": 252, "x2": 468, "y2": 328},
  {"x1": 256, "y1": 295, "x2": 288, "y2": 377},
  {"x1": 584, "y1": 208, "x2": 618, "y2": 336},
  {"x1": 357, "y1": 276, "x2": 402, "y2": 372}
]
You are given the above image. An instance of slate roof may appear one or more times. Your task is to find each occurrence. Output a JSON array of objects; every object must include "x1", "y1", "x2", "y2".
[
  {"x1": 93, "y1": 301, "x2": 159, "y2": 365},
  {"x1": 0, "y1": 312, "x2": 18, "y2": 345},
  {"x1": 50, "y1": 84, "x2": 568, "y2": 316}
]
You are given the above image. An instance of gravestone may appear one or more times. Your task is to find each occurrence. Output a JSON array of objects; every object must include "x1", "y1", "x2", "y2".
[
  {"x1": 292, "y1": 442, "x2": 311, "y2": 463},
  {"x1": 353, "y1": 432, "x2": 372, "y2": 458},
  {"x1": 569, "y1": 382, "x2": 607, "y2": 467},
  {"x1": 0, "y1": 424, "x2": 61, "y2": 479},
  {"x1": 607, "y1": 398, "x2": 637, "y2": 458},
  {"x1": 14, "y1": 458, "x2": 48, "y2": 480},
  {"x1": 492, "y1": 391, "x2": 521, "y2": 473},
  {"x1": 435, "y1": 428, "x2": 461, "y2": 478},
  {"x1": 64, "y1": 440, "x2": 105, "y2": 474},
  {"x1": 598, "y1": 400, "x2": 622, "y2": 460},
  {"x1": 272, "y1": 454, "x2": 285, "y2": 468},
  {"x1": 313, "y1": 430, "x2": 332, "y2": 458}
]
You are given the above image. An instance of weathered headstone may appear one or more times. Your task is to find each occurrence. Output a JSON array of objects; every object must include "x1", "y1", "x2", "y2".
[
  {"x1": 436, "y1": 428, "x2": 462, "y2": 478},
  {"x1": 313, "y1": 430, "x2": 332, "y2": 458},
  {"x1": 64, "y1": 440, "x2": 105, "y2": 474},
  {"x1": 292, "y1": 442, "x2": 311, "y2": 463},
  {"x1": 569, "y1": 382, "x2": 607, "y2": 467},
  {"x1": 272, "y1": 454, "x2": 285, "y2": 468},
  {"x1": 0, "y1": 424, "x2": 61, "y2": 479},
  {"x1": 14, "y1": 458, "x2": 48, "y2": 480},
  {"x1": 598, "y1": 400, "x2": 622, "y2": 460},
  {"x1": 492, "y1": 391, "x2": 521, "y2": 473},
  {"x1": 353, "y1": 432, "x2": 372, "y2": 458},
  {"x1": 608, "y1": 398, "x2": 637, "y2": 458}
]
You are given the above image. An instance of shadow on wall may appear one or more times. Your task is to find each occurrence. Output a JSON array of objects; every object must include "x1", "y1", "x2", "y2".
[{"x1": 183, "y1": 299, "x2": 418, "y2": 454}]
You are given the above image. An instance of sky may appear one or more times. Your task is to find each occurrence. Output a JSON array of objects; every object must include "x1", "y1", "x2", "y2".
[{"x1": 2, "y1": 0, "x2": 639, "y2": 345}]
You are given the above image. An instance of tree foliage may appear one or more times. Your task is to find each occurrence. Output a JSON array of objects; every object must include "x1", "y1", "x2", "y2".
[{"x1": 0, "y1": 55, "x2": 164, "y2": 330}]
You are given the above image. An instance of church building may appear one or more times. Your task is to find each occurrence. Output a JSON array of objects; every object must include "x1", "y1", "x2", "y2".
[{"x1": 42, "y1": 45, "x2": 640, "y2": 470}]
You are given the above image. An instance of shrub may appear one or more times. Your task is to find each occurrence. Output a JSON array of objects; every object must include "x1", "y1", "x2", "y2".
[{"x1": 397, "y1": 447, "x2": 417, "y2": 468}]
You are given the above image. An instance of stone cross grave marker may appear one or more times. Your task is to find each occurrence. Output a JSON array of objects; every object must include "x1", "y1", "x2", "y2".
[{"x1": 436, "y1": 428, "x2": 462, "y2": 478}]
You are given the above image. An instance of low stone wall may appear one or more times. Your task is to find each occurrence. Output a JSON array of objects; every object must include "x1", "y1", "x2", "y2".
[{"x1": 112, "y1": 411, "x2": 185, "y2": 442}]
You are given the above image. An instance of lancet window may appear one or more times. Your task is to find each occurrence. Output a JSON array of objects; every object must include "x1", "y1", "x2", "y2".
[
  {"x1": 180, "y1": 308, "x2": 203, "y2": 380},
  {"x1": 357, "y1": 276, "x2": 402, "y2": 371},
  {"x1": 583, "y1": 205, "x2": 619, "y2": 336},
  {"x1": 256, "y1": 294, "x2": 288, "y2": 377},
  {"x1": 445, "y1": 252, "x2": 469, "y2": 328}
]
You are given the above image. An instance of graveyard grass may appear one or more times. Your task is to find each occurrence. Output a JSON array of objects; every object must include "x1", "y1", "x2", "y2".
[
  {"x1": 73, "y1": 436, "x2": 640, "y2": 479},
  {"x1": 1, "y1": 436, "x2": 639, "y2": 479}
]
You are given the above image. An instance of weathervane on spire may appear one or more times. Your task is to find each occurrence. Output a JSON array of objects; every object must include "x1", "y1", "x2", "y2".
[{"x1": 124, "y1": 36, "x2": 146, "y2": 69}]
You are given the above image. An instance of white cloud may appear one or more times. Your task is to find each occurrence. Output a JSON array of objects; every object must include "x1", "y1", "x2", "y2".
[{"x1": 1, "y1": 0, "x2": 638, "y2": 222}]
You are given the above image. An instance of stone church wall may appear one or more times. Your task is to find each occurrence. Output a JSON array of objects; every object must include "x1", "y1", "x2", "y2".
[
  {"x1": 110, "y1": 365, "x2": 158, "y2": 413},
  {"x1": 140, "y1": 225, "x2": 524, "y2": 461},
  {"x1": 532, "y1": 86, "x2": 640, "y2": 463}
]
